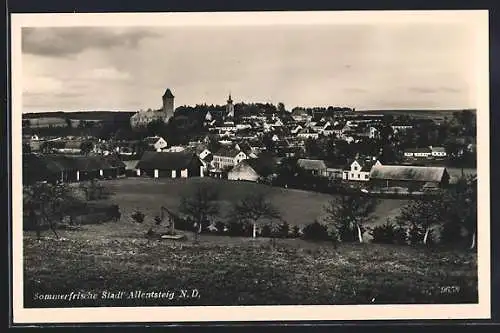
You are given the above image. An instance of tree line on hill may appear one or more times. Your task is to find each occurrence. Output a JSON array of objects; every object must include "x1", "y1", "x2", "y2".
[
  {"x1": 23, "y1": 171, "x2": 476, "y2": 250},
  {"x1": 132, "y1": 176, "x2": 476, "y2": 250}
]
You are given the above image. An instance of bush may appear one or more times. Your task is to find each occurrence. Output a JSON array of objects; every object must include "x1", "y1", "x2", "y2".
[
  {"x1": 370, "y1": 220, "x2": 408, "y2": 244},
  {"x1": 154, "y1": 215, "x2": 162, "y2": 225},
  {"x1": 408, "y1": 223, "x2": 435, "y2": 246},
  {"x1": 131, "y1": 210, "x2": 145, "y2": 224},
  {"x1": 80, "y1": 180, "x2": 113, "y2": 201},
  {"x1": 302, "y1": 221, "x2": 330, "y2": 241},
  {"x1": 440, "y1": 222, "x2": 464, "y2": 244},
  {"x1": 291, "y1": 225, "x2": 301, "y2": 238},
  {"x1": 276, "y1": 221, "x2": 290, "y2": 238},
  {"x1": 260, "y1": 224, "x2": 273, "y2": 238},
  {"x1": 336, "y1": 224, "x2": 367, "y2": 242},
  {"x1": 214, "y1": 221, "x2": 227, "y2": 235},
  {"x1": 227, "y1": 221, "x2": 251, "y2": 237}
]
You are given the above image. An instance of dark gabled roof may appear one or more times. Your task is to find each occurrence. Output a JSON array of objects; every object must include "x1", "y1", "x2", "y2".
[
  {"x1": 369, "y1": 165, "x2": 448, "y2": 183},
  {"x1": 64, "y1": 140, "x2": 84, "y2": 149},
  {"x1": 213, "y1": 146, "x2": 242, "y2": 158},
  {"x1": 23, "y1": 154, "x2": 123, "y2": 180},
  {"x1": 232, "y1": 157, "x2": 277, "y2": 177},
  {"x1": 404, "y1": 147, "x2": 432, "y2": 154},
  {"x1": 324, "y1": 160, "x2": 346, "y2": 170},
  {"x1": 137, "y1": 151, "x2": 200, "y2": 170},
  {"x1": 297, "y1": 158, "x2": 327, "y2": 171},
  {"x1": 430, "y1": 146, "x2": 446, "y2": 153},
  {"x1": 358, "y1": 159, "x2": 379, "y2": 171},
  {"x1": 236, "y1": 141, "x2": 252, "y2": 154},
  {"x1": 298, "y1": 128, "x2": 318, "y2": 134},
  {"x1": 72, "y1": 156, "x2": 113, "y2": 171},
  {"x1": 162, "y1": 89, "x2": 175, "y2": 98},
  {"x1": 103, "y1": 155, "x2": 126, "y2": 168},
  {"x1": 202, "y1": 153, "x2": 213, "y2": 163},
  {"x1": 143, "y1": 136, "x2": 164, "y2": 145}
]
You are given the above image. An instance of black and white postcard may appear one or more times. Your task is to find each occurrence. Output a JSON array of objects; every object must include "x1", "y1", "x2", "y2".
[{"x1": 10, "y1": 10, "x2": 490, "y2": 324}]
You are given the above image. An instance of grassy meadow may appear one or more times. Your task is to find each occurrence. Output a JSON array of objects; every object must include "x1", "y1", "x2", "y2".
[
  {"x1": 96, "y1": 177, "x2": 408, "y2": 231},
  {"x1": 23, "y1": 177, "x2": 477, "y2": 307}
]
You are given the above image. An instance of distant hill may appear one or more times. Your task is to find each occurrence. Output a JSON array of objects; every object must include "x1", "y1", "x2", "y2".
[
  {"x1": 356, "y1": 109, "x2": 476, "y2": 121},
  {"x1": 22, "y1": 111, "x2": 137, "y2": 121}
]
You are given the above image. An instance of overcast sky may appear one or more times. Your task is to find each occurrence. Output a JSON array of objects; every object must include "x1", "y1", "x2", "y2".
[{"x1": 21, "y1": 23, "x2": 478, "y2": 112}]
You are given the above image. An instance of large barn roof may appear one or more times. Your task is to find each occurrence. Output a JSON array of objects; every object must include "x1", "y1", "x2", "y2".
[
  {"x1": 137, "y1": 151, "x2": 200, "y2": 170},
  {"x1": 369, "y1": 165, "x2": 448, "y2": 183},
  {"x1": 297, "y1": 158, "x2": 327, "y2": 171}
]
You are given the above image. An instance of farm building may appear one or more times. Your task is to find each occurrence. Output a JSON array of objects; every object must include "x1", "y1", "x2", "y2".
[
  {"x1": 369, "y1": 165, "x2": 450, "y2": 190},
  {"x1": 143, "y1": 136, "x2": 168, "y2": 152},
  {"x1": 297, "y1": 159, "x2": 327, "y2": 177},
  {"x1": 22, "y1": 154, "x2": 126, "y2": 184},
  {"x1": 403, "y1": 147, "x2": 432, "y2": 159},
  {"x1": 325, "y1": 162, "x2": 345, "y2": 179},
  {"x1": 136, "y1": 151, "x2": 203, "y2": 178},
  {"x1": 212, "y1": 147, "x2": 248, "y2": 170},
  {"x1": 123, "y1": 160, "x2": 140, "y2": 177},
  {"x1": 343, "y1": 159, "x2": 381, "y2": 182},
  {"x1": 430, "y1": 146, "x2": 447, "y2": 158},
  {"x1": 227, "y1": 156, "x2": 277, "y2": 182}
]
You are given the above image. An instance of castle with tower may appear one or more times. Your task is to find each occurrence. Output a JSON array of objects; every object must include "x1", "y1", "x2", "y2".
[
  {"x1": 130, "y1": 88, "x2": 235, "y2": 128},
  {"x1": 130, "y1": 88, "x2": 175, "y2": 128}
]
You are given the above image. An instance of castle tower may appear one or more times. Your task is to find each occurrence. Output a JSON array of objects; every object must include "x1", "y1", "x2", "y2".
[
  {"x1": 162, "y1": 88, "x2": 175, "y2": 122},
  {"x1": 226, "y1": 93, "x2": 234, "y2": 119}
]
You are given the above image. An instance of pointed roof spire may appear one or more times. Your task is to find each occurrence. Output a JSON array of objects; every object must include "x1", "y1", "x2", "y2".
[
  {"x1": 227, "y1": 91, "x2": 233, "y2": 103},
  {"x1": 163, "y1": 88, "x2": 174, "y2": 98}
]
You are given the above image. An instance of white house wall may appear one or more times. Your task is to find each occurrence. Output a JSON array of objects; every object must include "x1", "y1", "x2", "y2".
[{"x1": 181, "y1": 169, "x2": 188, "y2": 178}]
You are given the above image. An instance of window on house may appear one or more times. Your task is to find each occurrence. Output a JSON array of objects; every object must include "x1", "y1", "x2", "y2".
[
  {"x1": 358, "y1": 174, "x2": 360, "y2": 179},
  {"x1": 365, "y1": 174, "x2": 369, "y2": 179}
]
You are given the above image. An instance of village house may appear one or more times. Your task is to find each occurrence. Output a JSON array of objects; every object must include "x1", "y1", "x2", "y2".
[
  {"x1": 227, "y1": 156, "x2": 277, "y2": 182},
  {"x1": 325, "y1": 162, "x2": 345, "y2": 180},
  {"x1": 211, "y1": 146, "x2": 248, "y2": 170},
  {"x1": 291, "y1": 108, "x2": 310, "y2": 122},
  {"x1": 391, "y1": 123, "x2": 413, "y2": 133},
  {"x1": 54, "y1": 139, "x2": 85, "y2": 155},
  {"x1": 296, "y1": 128, "x2": 319, "y2": 140},
  {"x1": 143, "y1": 136, "x2": 168, "y2": 152},
  {"x1": 343, "y1": 159, "x2": 382, "y2": 182},
  {"x1": 311, "y1": 120, "x2": 331, "y2": 133},
  {"x1": 297, "y1": 158, "x2": 327, "y2": 177},
  {"x1": 290, "y1": 125, "x2": 303, "y2": 135},
  {"x1": 136, "y1": 151, "x2": 204, "y2": 178},
  {"x1": 369, "y1": 165, "x2": 450, "y2": 191},
  {"x1": 430, "y1": 146, "x2": 447, "y2": 158},
  {"x1": 164, "y1": 146, "x2": 186, "y2": 152},
  {"x1": 403, "y1": 147, "x2": 432, "y2": 159}
]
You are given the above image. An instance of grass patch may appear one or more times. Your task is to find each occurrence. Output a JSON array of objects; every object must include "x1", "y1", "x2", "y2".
[{"x1": 24, "y1": 226, "x2": 477, "y2": 307}]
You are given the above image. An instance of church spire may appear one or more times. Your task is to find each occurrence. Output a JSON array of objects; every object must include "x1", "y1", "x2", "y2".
[{"x1": 226, "y1": 91, "x2": 234, "y2": 119}]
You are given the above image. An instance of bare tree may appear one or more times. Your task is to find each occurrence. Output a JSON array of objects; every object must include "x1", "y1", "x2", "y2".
[
  {"x1": 325, "y1": 194, "x2": 379, "y2": 243},
  {"x1": 179, "y1": 183, "x2": 220, "y2": 242},
  {"x1": 229, "y1": 192, "x2": 281, "y2": 239}
]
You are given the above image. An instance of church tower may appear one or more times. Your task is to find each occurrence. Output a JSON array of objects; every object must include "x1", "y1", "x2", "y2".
[
  {"x1": 225, "y1": 93, "x2": 234, "y2": 119},
  {"x1": 162, "y1": 88, "x2": 175, "y2": 122}
]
